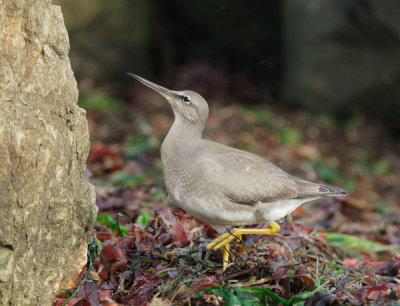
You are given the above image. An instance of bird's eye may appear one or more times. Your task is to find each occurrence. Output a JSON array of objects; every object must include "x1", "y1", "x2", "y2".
[{"x1": 182, "y1": 95, "x2": 191, "y2": 103}]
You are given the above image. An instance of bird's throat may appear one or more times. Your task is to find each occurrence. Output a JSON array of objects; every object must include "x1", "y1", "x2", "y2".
[
  {"x1": 161, "y1": 117, "x2": 203, "y2": 166},
  {"x1": 167, "y1": 117, "x2": 203, "y2": 143}
]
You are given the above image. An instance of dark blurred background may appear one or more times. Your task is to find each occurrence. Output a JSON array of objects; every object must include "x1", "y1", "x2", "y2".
[{"x1": 54, "y1": 0, "x2": 400, "y2": 136}]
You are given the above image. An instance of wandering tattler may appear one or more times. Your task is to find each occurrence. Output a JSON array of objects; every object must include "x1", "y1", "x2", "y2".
[{"x1": 128, "y1": 73, "x2": 348, "y2": 269}]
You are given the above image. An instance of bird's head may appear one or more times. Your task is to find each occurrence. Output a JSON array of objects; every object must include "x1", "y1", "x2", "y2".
[{"x1": 128, "y1": 74, "x2": 209, "y2": 129}]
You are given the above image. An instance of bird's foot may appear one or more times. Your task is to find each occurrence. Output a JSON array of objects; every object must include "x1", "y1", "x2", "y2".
[{"x1": 206, "y1": 220, "x2": 280, "y2": 270}]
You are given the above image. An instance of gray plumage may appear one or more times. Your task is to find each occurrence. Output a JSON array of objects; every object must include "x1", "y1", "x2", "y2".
[{"x1": 128, "y1": 74, "x2": 348, "y2": 233}]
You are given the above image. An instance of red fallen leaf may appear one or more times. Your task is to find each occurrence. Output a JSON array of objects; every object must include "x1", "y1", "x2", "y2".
[
  {"x1": 97, "y1": 264, "x2": 109, "y2": 280},
  {"x1": 174, "y1": 291, "x2": 196, "y2": 302},
  {"x1": 96, "y1": 192, "x2": 135, "y2": 210},
  {"x1": 294, "y1": 265, "x2": 309, "y2": 276},
  {"x1": 296, "y1": 275, "x2": 315, "y2": 285},
  {"x1": 125, "y1": 273, "x2": 162, "y2": 305},
  {"x1": 157, "y1": 233, "x2": 171, "y2": 244},
  {"x1": 344, "y1": 258, "x2": 358, "y2": 266},
  {"x1": 53, "y1": 297, "x2": 79, "y2": 306},
  {"x1": 130, "y1": 224, "x2": 159, "y2": 251},
  {"x1": 88, "y1": 142, "x2": 123, "y2": 173},
  {"x1": 272, "y1": 265, "x2": 292, "y2": 279},
  {"x1": 262, "y1": 242, "x2": 287, "y2": 257},
  {"x1": 293, "y1": 222, "x2": 313, "y2": 234},
  {"x1": 89, "y1": 142, "x2": 119, "y2": 160},
  {"x1": 190, "y1": 216, "x2": 219, "y2": 239},
  {"x1": 353, "y1": 283, "x2": 400, "y2": 300},
  {"x1": 387, "y1": 257, "x2": 400, "y2": 276},
  {"x1": 172, "y1": 209, "x2": 187, "y2": 220},
  {"x1": 362, "y1": 274, "x2": 375, "y2": 286},
  {"x1": 101, "y1": 244, "x2": 126, "y2": 261},
  {"x1": 373, "y1": 258, "x2": 400, "y2": 276},
  {"x1": 120, "y1": 231, "x2": 137, "y2": 250},
  {"x1": 156, "y1": 207, "x2": 189, "y2": 247},
  {"x1": 313, "y1": 233, "x2": 327, "y2": 244},
  {"x1": 367, "y1": 289, "x2": 384, "y2": 301},
  {"x1": 87, "y1": 286, "x2": 101, "y2": 306},
  {"x1": 267, "y1": 250, "x2": 287, "y2": 261},
  {"x1": 99, "y1": 243, "x2": 128, "y2": 281},
  {"x1": 291, "y1": 206, "x2": 304, "y2": 217},
  {"x1": 101, "y1": 282, "x2": 117, "y2": 290},
  {"x1": 53, "y1": 297, "x2": 64, "y2": 306},
  {"x1": 194, "y1": 282, "x2": 219, "y2": 292},
  {"x1": 111, "y1": 259, "x2": 127, "y2": 275},
  {"x1": 95, "y1": 231, "x2": 113, "y2": 242},
  {"x1": 99, "y1": 289, "x2": 119, "y2": 305},
  {"x1": 76, "y1": 282, "x2": 101, "y2": 306},
  {"x1": 77, "y1": 266, "x2": 87, "y2": 283},
  {"x1": 190, "y1": 276, "x2": 217, "y2": 290},
  {"x1": 347, "y1": 257, "x2": 400, "y2": 277},
  {"x1": 99, "y1": 289, "x2": 113, "y2": 298},
  {"x1": 202, "y1": 224, "x2": 220, "y2": 239}
]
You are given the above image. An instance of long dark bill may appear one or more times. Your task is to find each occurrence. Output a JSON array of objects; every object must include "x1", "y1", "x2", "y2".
[{"x1": 127, "y1": 73, "x2": 171, "y2": 98}]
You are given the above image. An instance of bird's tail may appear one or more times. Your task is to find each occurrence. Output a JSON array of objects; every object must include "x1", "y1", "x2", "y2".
[{"x1": 293, "y1": 176, "x2": 349, "y2": 199}]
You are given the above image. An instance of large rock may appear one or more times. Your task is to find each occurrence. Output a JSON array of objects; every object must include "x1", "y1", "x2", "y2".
[{"x1": 0, "y1": 0, "x2": 97, "y2": 304}]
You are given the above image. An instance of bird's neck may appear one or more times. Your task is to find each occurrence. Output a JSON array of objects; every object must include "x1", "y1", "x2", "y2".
[
  {"x1": 161, "y1": 117, "x2": 203, "y2": 159},
  {"x1": 168, "y1": 116, "x2": 203, "y2": 141}
]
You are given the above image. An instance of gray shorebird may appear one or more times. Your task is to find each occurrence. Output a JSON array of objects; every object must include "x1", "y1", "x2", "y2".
[{"x1": 128, "y1": 73, "x2": 348, "y2": 269}]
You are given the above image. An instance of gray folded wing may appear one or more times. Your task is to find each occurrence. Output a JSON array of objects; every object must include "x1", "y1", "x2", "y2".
[{"x1": 197, "y1": 147, "x2": 347, "y2": 205}]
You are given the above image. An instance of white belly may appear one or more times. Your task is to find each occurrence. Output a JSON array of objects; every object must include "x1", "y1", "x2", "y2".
[
  {"x1": 169, "y1": 183, "x2": 318, "y2": 230},
  {"x1": 257, "y1": 198, "x2": 318, "y2": 221}
]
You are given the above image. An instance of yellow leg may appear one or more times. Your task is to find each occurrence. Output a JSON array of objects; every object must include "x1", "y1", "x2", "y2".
[
  {"x1": 222, "y1": 244, "x2": 230, "y2": 270},
  {"x1": 206, "y1": 221, "x2": 280, "y2": 269},
  {"x1": 206, "y1": 232, "x2": 235, "y2": 250}
]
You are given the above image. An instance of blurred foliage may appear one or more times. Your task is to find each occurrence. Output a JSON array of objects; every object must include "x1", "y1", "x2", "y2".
[
  {"x1": 312, "y1": 159, "x2": 341, "y2": 184},
  {"x1": 241, "y1": 105, "x2": 273, "y2": 126},
  {"x1": 79, "y1": 91, "x2": 125, "y2": 112},
  {"x1": 96, "y1": 213, "x2": 128, "y2": 237},
  {"x1": 196, "y1": 281, "x2": 329, "y2": 306},
  {"x1": 311, "y1": 159, "x2": 357, "y2": 193},
  {"x1": 195, "y1": 286, "x2": 288, "y2": 305},
  {"x1": 376, "y1": 203, "x2": 389, "y2": 215},
  {"x1": 279, "y1": 127, "x2": 301, "y2": 147},
  {"x1": 126, "y1": 135, "x2": 159, "y2": 159},
  {"x1": 326, "y1": 232, "x2": 400, "y2": 256},
  {"x1": 357, "y1": 155, "x2": 391, "y2": 176},
  {"x1": 135, "y1": 211, "x2": 151, "y2": 228},
  {"x1": 110, "y1": 170, "x2": 146, "y2": 186}
]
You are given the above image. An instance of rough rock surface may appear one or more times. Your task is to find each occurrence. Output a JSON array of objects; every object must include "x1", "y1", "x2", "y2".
[{"x1": 0, "y1": 0, "x2": 97, "y2": 305}]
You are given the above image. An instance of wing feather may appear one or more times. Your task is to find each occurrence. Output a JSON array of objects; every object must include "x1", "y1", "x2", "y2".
[
  {"x1": 196, "y1": 147, "x2": 298, "y2": 205},
  {"x1": 195, "y1": 141, "x2": 347, "y2": 205}
]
